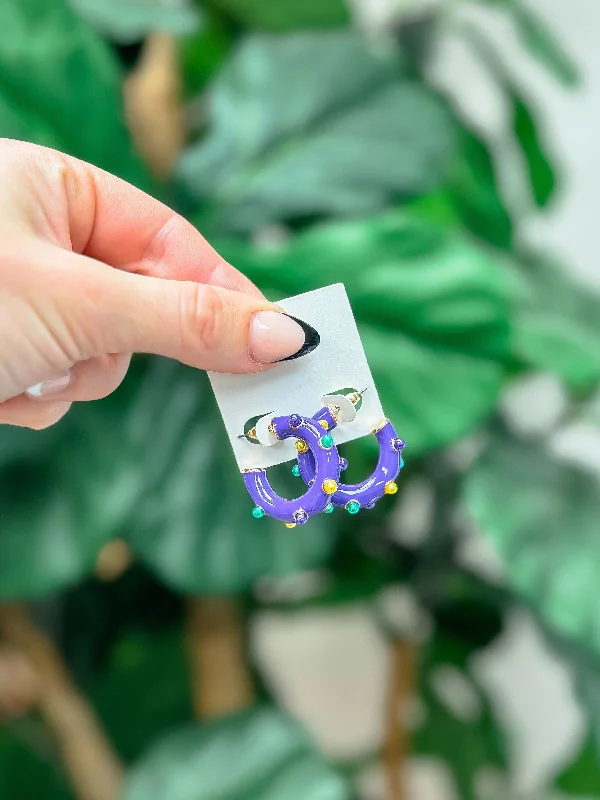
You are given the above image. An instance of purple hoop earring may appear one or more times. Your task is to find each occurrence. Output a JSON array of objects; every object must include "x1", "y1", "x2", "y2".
[
  {"x1": 243, "y1": 413, "x2": 341, "y2": 527},
  {"x1": 295, "y1": 404, "x2": 405, "y2": 515}
]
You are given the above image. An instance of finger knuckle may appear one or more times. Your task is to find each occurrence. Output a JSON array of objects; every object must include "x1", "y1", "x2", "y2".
[{"x1": 179, "y1": 283, "x2": 224, "y2": 353}]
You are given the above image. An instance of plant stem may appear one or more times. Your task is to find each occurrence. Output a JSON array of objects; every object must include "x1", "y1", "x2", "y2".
[
  {"x1": 0, "y1": 603, "x2": 124, "y2": 800},
  {"x1": 187, "y1": 596, "x2": 254, "y2": 719},
  {"x1": 124, "y1": 33, "x2": 184, "y2": 179},
  {"x1": 383, "y1": 638, "x2": 417, "y2": 800}
]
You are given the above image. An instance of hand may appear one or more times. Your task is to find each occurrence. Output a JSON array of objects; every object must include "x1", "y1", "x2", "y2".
[{"x1": 0, "y1": 140, "x2": 319, "y2": 429}]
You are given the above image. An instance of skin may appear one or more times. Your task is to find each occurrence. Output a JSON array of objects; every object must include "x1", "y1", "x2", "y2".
[{"x1": 0, "y1": 139, "x2": 283, "y2": 430}]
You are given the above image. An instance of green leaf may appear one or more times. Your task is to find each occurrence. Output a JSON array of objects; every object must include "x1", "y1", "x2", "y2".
[
  {"x1": 124, "y1": 707, "x2": 350, "y2": 800},
  {"x1": 464, "y1": 24, "x2": 558, "y2": 210},
  {"x1": 125, "y1": 359, "x2": 336, "y2": 593},
  {"x1": 178, "y1": 32, "x2": 455, "y2": 232},
  {"x1": 447, "y1": 128, "x2": 514, "y2": 250},
  {"x1": 512, "y1": 254, "x2": 600, "y2": 392},
  {"x1": 551, "y1": 635, "x2": 600, "y2": 791},
  {"x1": 70, "y1": 0, "x2": 201, "y2": 43},
  {"x1": 465, "y1": 437, "x2": 600, "y2": 654},
  {"x1": 0, "y1": 374, "x2": 149, "y2": 599},
  {"x1": 179, "y1": 14, "x2": 233, "y2": 99},
  {"x1": 206, "y1": 0, "x2": 349, "y2": 30},
  {"x1": 0, "y1": 458, "x2": 98, "y2": 599},
  {"x1": 510, "y1": 4, "x2": 580, "y2": 87},
  {"x1": 216, "y1": 212, "x2": 514, "y2": 454},
  {"x1": 0, "y1": 359, "x2": 161, "y2": 599},
  {"x1": 91, "y1": 629, "x2": 192, "y2": 762},
  {"x1": 414, "y1": 632, "x2": 508, "y2": 800},
  {"x1": 556, "y1": 735, "x2": 600, "y2": 795},
  {"x1": 513, "y1": 94, "x2": 556, "y2": 208},
  {"x1": 0, "y1": 0, "x2": 150, "y2": 188},
  {"x1": 0, "y1": 726, "x2": 73, "y2": 800}
]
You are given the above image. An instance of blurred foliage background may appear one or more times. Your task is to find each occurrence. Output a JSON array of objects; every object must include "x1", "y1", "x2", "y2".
[{"x1": 0, "y1": 0, "x2": 599, "y2": 798}]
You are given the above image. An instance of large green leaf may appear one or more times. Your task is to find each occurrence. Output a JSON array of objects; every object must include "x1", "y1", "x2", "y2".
[
  {"x1": 125, "y1": 359, "x2": 336, "y2": 594},
  {"x1": 0, "y1": 0, "x2": 149, "y2": 188},
  {"x1": 178, "y1": 32, "x2": 455, "y2": 232},
  {"x1": 0, "y1": 458, "x2": 94, "y2": 599},
  {"x1": 465, "y1": 437, "x2": 600, "y2": 653},
  {"x1": 123, "y1": 707, "x2": 350, "y2": 800},
  {"x1": 512, "y1": 254, "x2": 600, "y2": 392},
  {"x1": 70, "y1": 0, "x2": 201, "y2": 43},
  {"x1": 217, "y1": 212, "x2": 514, "y2": 454},
  {"x1": 207, "y1": 0, "x2": 349, "y2": 29},
  {"x1": 91, "y1": 629, "x2": 192, "y2": 762},
  {"x1": 0, "y1": 373, "x2": 150, "y2": 599}
]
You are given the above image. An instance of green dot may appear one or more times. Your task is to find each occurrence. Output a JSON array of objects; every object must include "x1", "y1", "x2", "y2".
[
  {"x1": 320, "y1": 434, "x2": 334, "y2": 449},
  {"x1": 324, "y1": 503, "x2": 334, "y2": 514},
  {"x1": 252, "y1": 506, "x2": 265, "y2": 519},
  {"x1": 346, "y1": 500, "x2": 360, "y2": 515},
  {"x1": 291, "y1": 464, "x2": 301, "y2": 477}
]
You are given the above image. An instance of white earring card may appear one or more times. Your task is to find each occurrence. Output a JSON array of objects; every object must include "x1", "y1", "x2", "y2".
[{"x1": 208, "y1": 283, "x2": 384, "y2": 471}]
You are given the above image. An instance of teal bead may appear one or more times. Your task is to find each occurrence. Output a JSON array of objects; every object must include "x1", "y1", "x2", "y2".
[
  {"x1": 324, "y1": 503, "x2": 334, "y2": 514},
  {"x1": 320, "y1": 434, "x2": 334, "y2": 449},
  {"x1": 252, "y1": 506, "x2": 265, "y2": 519},
  {"x1": 400, "y1": 458, "x2": 405, "y2": 468},
  {"x1": 291, "y1": 464, "x2": 301, "y2": 477},
  {"x1": 346, "y1": 500, "x2": 360, "y2": 515}
]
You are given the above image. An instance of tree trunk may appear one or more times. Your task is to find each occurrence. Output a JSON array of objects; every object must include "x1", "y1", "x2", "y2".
[
  {"x1": 0, "y1": 604, "x2": 124, "y2": 800},
  {"x1": 383, "y1": 638, "x2": 417, "y2": 800},
  {"x1": 124, "y1": 33, "x2": 184, "y2": 180},
  {"x1": 186, "y1": 596, "x2": 255, "y2": 719}
]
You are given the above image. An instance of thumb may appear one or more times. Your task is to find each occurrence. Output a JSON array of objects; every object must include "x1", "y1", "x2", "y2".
[{"x1": 78, "y1": 263, "x2": 319, "y2": 373}]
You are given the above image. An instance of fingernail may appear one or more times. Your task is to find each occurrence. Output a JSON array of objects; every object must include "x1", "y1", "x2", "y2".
[
  {"x1": 249, "y1": 312, "x2": 320, "y2": 364},
  {"x1": 26, "y1": 369, "x2": 74, "y2": 398}
]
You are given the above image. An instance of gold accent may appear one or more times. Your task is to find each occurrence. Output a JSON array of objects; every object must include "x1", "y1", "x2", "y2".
[
  {"x1": 322, "y1": 479, "x2": 338, "y2": 495},
  {"x1": 295, "y1": 439, "x2": 309, "y2": 454},
  {"x1": 268, "y1": 420, "x2": 279, "y2": 439},
  {"x1": 326, "y1": 404, "x2": 341, "y2": 423},
  {"x1": 372, "y1": 417, "x2": 389, "y2": 434},
  {"x1": 285, "y1": 523, "x2": 296, "y2": 529},
  {"x1": 241, "y1": 468, "x2": 266, "y2": 474},
  {"x1": 384, "y1": 481, "x2": 398, "y2": 495},
  {"x1": 318, "y1": 419, "x2": 329, "y2": 430},
  {"x1": 346, "y1": 388, "x2": 368, "y2": 407},
  {"x1": 247, "y1": 427, "x2": 258, "y2": 440}
]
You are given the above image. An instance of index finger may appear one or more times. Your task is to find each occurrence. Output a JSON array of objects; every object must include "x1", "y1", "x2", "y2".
[{"x1": 0, "y1": 139, "x2": 261, "y2": 296}]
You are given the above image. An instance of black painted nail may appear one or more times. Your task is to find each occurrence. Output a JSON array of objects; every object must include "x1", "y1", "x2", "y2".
[{"x1": 275, "y1": 314, "x2": 321, "y2": 362}]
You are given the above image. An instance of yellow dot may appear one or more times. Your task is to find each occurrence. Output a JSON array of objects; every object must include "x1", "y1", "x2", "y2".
[
  {"x1": 322, "y1": 479, "x2": 338, "y2": 495},
  {"x1": 384, "y1": 481, "x2": 398, "y2": 495},
  {"x1": 295, "y1": 439, "x2": 309, "y2": 453},
  {"x1": 285, "y1": 522, "x2": 296, "y2": 529},
  {"x1": 318, "y1": 419, "x2": 329, "y2": 430}
]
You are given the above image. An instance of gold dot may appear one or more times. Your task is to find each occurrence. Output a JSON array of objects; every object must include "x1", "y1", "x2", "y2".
[
  {"x1": 318, "y1": 419, "x2": 329, "y2": 430},
  {"x1": 322, "y1": 479, "x2": 338, "y2": 495},
  {"x1": 285, "y1": 522, "x2": 296, "y2": 529},
  {"x1": 295, "y1": 439, "x2": 309, "y2": 453},
  {"x1": 384, "y1": 481, "x2": 398, "y2": 495}
]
